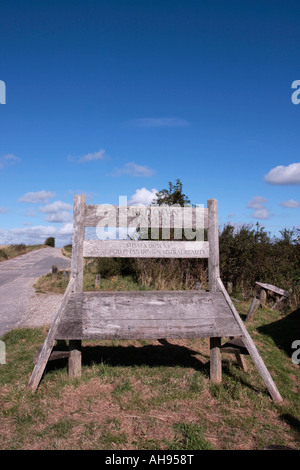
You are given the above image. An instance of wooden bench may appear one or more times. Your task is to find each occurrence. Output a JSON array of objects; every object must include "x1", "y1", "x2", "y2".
[
  {"x1": 246, "y1": 282, "x2": 290, "y2": 322},
  {"x1": 28, "y1": 196, "x2": 282, "y2": 402}
]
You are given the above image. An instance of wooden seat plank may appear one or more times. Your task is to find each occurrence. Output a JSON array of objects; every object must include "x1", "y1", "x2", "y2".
[{"x1": 54, "y1": 291, "x2": 242, "y2": 340}]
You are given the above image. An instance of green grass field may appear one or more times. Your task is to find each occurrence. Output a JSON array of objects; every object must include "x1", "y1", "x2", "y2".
[{"x1": 0, "y1": 298, "x2": 299, "y2": 450}]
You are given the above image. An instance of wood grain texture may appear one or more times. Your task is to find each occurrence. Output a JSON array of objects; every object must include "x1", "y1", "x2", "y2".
[
  {"x1": 54, "y1": 290, "x2": 242, "y2": 340},
  {"x1": 28, "y1": 278, "x2": 76, "y2": 391},
  {"x1": 210, "y1": 337, "x2": 222, "y2": 383},
  {"x1": 217, "y1": 277, "x2": 283, "y2": 403},
  {"x1": 83, "y1": 240, "x2": 209, "y2": 258},
  {"x1": 207, "y1": 199, "x2": 220, "y2": 292},
  {"x1": 84, "y1": 205, "x2": 208, "y2": 229},
  {"x1": 255, "y1": 282, "x2": 289, "y2": 297},
  {"x1": 71, "y1": 195, "x2": 86, "y2": 293}
]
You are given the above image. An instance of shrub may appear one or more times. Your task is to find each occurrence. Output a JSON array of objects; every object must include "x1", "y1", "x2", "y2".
[
  {"x1": 96, "y1": 258, "x2": 122, "y2": 279},
  {"x1": 0, "y1": 249, "x2": 8, "y2": 260},
  {"x1": 45, "y1": 237, "x2": 55, "y2": 247}
]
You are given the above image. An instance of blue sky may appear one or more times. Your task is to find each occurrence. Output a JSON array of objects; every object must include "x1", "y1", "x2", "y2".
[{"x1": 0, "y1": 0, "x2": 299, "y2": 246}]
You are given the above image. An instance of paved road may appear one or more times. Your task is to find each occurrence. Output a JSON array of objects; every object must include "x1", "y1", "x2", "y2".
[{"x1": 0, "y1": 247, "x2": 71, "y2": 337}]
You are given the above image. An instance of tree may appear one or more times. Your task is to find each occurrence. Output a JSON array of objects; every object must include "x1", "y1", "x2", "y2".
[{"x1": 155, "y1": 179, "x2": 191, "y2": 207}]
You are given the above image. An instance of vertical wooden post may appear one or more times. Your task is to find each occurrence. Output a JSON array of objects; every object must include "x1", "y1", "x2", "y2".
[
  {"x1": 207, "y1": 199, "x2": 220, "y2": 292},
  {"x1": 68, "y1": 195, "x2": 86, "y2": 376},
  {"x1": 68, "y1": 340, "x2": 82, "y2": 378},
  {"x1": 245, "y1": 297, "x2": 260, "y2": 322},
  {"x1": 71, "y1": 195, "x2": 86, "y2": 293},
  {"x1": 210, "y1": 337, "x2": 222, "y2": 383},
  {"x1": 207, "y1": 199, "x2": 222, "y2": 383},
  {"x1": 259, "y1": 288, "x2": 267, "y2": 307}
]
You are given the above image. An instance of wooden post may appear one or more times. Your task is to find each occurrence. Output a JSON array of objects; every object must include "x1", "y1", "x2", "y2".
[
  {"x1": 227, "y1": 282, "x2": 233, "y2": 295},
  {"x1": 52, "y1": 265, "x2": 58, "y2": 279},
  {"x1": 68, "y1": 195, "x2": 86, "y2": 375},
  {"x1": 207, "y1": 199, "x2": 220, "y2": 293},
  {"x1": 207, "y1": 199, "x2": 222, "y2": 383},
  {"x1": 235, "y1": 353, "x2": 248, "y2": 372},
  {"x1": 217, "y1": 278, "x2": 283, "y2": 403},
  {"x1": 71, "y1": 195, "x2": 86, "y2": 293},
  {"x1": 246, "y1": 297, "x2": 260, "y2": 322},
  {"x1": 68, "y1": 340, "x2": 82, "y2": 378},
  {"x1": 210, "y1": 337, "x2": 222, "y2": 383},
  {"x1": 95, "y1": 274, "x2": 100, "y2": 288},
  {"x1": 259, "y1": 288, "x2": 267, "y2": 307}
]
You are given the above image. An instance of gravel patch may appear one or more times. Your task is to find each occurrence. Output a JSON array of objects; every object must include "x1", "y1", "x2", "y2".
[{"x1": 18, "y1": 293, "x2": 64, "y2": 329}]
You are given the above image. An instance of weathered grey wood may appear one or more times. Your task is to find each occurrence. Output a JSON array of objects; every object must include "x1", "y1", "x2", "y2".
[
  {"x1": 85, "y1": 204, "x2": 208, "y2": 229},
  {"x1": 245, "y1": 297, "x2": 261, "y2": 322},
  {"x1": 210, "y1": 337, "x2": 222, "y2": 383},
  {"x1": 68, "y1": 340, "x2": 82, "y2": 378},
  {"x1": 227, "y1": 282, "x2": 233, "y2": 294},
  {"x1": 221, "y1": 337, "x2": 249, "y2": 355},
  {"x1": 52, "y1": 265, "x2": 58, "y2": 279},
  {"x1": 28, "y1": 278, "x2": 76, "y2": 391},
  {"x1": 255, "y1": 282, "x2": 289, "y2": 298},
  {"x1": 33, "y1": 346, "x2": 70, "y2": 364},
  {"x1": 259, "y1": 288, "x2": 267, "y2": 307},
  {"x1": 54, "y1": 291, "x2": 242, "y2": 340},
  {"x1": 207, "y1": 199, "x2": 220, "y2": 292},
  {"x1": 83, "y1": 240, "x2": 209, "y2": 258},
  {"x1": 235, "y1": 353, "x2": 248, "y2": 372},
  {"x1": 217, "y1": 278, "x2": 283, "y2": 403},
  {"x1": 271, "y1": 295, "x2": 288, "y2": 311},
  {"x1": 71, "y1": 195, "x2": 86, "y2": 293},
  {"x1": 94, "y1": 274, "x2": 101, "y2": 288}
]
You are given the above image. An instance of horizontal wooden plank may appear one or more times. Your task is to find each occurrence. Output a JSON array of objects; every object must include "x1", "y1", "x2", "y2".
[
  {"x1": 83, "y1": 240, "x2": 209, "y2": 258},
  {"x1": 54, "y1": 290, "x2": 242, "y2": 340},
  {"x1": 255, "y1": 282, "x2": 289, "y2": 297},
  {"x1": 84, "y1": 205, "x2": 208, "y2": 229}
]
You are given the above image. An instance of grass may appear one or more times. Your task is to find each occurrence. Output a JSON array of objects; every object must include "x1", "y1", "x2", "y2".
[
  {"x1": 33, "y1": 258, "x2": 149, "y2": 294},
  {"x1": 2, "y1": 255, "x2": 300, "y2": 450},
  {"x1": 0, "y1": 244, "x2": 45, "y2": 262},
  {"x1": 0, "y1": 299, "x2": 299, "y2": 450}
]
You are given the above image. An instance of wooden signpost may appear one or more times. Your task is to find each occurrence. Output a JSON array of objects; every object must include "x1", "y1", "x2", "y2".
[{"x1": 28, "y1": 197, "x2": 283, "y2": 403}]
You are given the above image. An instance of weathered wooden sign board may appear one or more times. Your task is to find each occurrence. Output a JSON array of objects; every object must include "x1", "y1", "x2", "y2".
[{"x1": 83, "y1": 240, "x2": 209, "y2": 258}]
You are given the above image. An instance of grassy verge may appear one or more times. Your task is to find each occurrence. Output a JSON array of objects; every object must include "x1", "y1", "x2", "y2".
[
  {"x1": 0, "y1": 244, "x2": 45, "y2": 262},
  {"x1": 0, "y1": 301, "x2": 299, "y2": 450},
  {"x1": 33, "y1": 258, "x2": 149, "y2": 294}
]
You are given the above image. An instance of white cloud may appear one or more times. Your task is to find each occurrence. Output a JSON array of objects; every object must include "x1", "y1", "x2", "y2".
[
  {"x1": 264, "y1": 163, "x2": 300, "y2": 185},
  {"x1": 251, "y1": 208, "x2": 271, "y2": 220},
  {"x1": 0, "y1": 223, "x2": 73, "y2": 247},
  {"x1": 0, "y1": 206, "x2": 9, "y2": 213},
  {"x1": 280, "y1": 198, "x2": 300, "y2": 208},
  {"x1": 128, "y1": 188, "x2": 158, "y2": 206},
  {"x1": 128, "y1": 117, "x2": 190, "y2": 128},
  {"x1": 39, "y1": 200, "x2": 73, "y2": 223},
  {"x1": 39, "y1": 201, "x2": 73, "y2": 223},
  {"x1": 247, "y1": 196, "x2": 268, "y2": 209},
  {"x1": 113, "y1": 162, "x2": 155, "y2": 177},
  {"x1": 19, "y1": 190, "x2": 56, "y2": 204},
  {"x1": 0, "y1": 154, "x2": 20, "y2": 170},
  {"x1": 69, "y1": 148, "x2": 108, "y2": 163},
  {"x1": 247, "y1": 196, "x2": 271, "y2": 219}
]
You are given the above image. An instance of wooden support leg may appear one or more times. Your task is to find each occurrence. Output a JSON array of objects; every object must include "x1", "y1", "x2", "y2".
[
  {"x1": 245, "y1": 297, "x2": 260, "y2": 322},
  {"x1": 235, "y1": 353, "x2": 248, "y2": 372},
  {"x1": 68, "y1": 340, "x2": 82, "y2": 378},
  {"x1": 210, "y1": 337, "x2": 222, "y2": 383}
]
